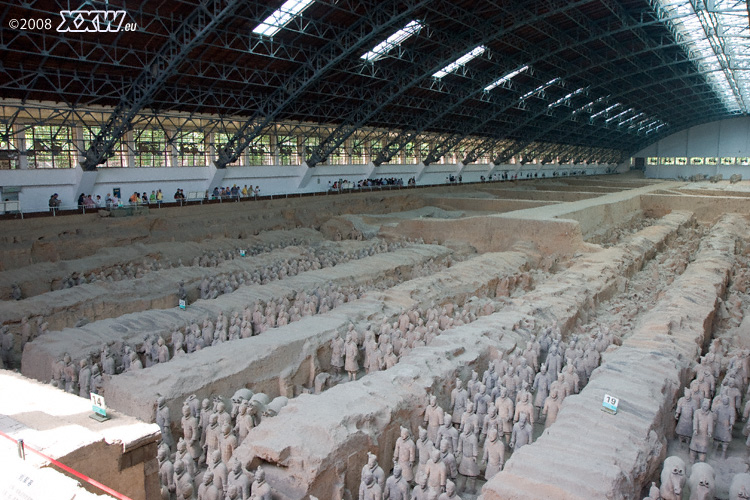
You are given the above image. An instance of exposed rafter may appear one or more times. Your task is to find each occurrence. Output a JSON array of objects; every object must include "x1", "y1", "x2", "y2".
[
  {"x1": 0, "y1": 0, "x2": 746, "y2": 169},
  {"x1": 79, "y1": 0, "x2": 243, "y2": 170}
]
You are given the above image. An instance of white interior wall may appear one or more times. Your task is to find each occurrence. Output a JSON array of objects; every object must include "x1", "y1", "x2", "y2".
[
  {"x1": 635, "y1": 117, "x2": 750, "y2": 179},
  {"x1": 0, "y1": 162, "x2": 614, "y2": 213}
]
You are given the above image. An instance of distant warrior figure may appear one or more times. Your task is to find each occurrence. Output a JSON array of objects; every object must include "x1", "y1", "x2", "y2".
[
  {"x1": 181, "y1": 405, "x2": 201, "y2": 465},
  {"x1": 689, "y1": 399, "x2": 713, "y2": 463},
  {"x1": 227, "y1": 460, "x2": 251, "y2": 500},
  {"x1": 157, "y1": 337, "x2": 170, "y2": 364},
  {"x1": 210, "y1": 450, "x2": 228, "y2": 495},
  {"x1": 173, "y1": 460, "x2": 195, "y2": 500},
  {"x1": 438, "y1": 438, "x2": 458, "y2": 483},
  {"x1": 156, "y1": 396, "x2": 175, "y2": 451},
  {"x1": 175, "y1": 439, "x2": 196, "y2": 479},
  {"x1": 532, "y1": 364, "x2": 551, "y2": 419},
  {"x1": 542, "y1": 389, "x2": 562, "y2": 429},
  {"x1": 424, "y1": 395, "x2": 444, "y2": 444},
  {"x1": 495, "y1": 387, "x2": 514, "y2": 442},
  {"x1": 383, "y1": 465, "x2": 409, "y2": 500},
  {"x1": 1, "y1": 326, "x2": 14, "y2": 368},
  {"x1": 361, "y1": 452, "x2": 385, "y2": 492},
  {"x1": 482, "y1": 427, "x2": 505, "y2": 480},
  {"x1": 20, "y1": 316, "x2": 32, "y2": 348},
  {"x1": 456, "y1": 423, "x2": 479, "y2": 495},
  {"x1": 330, "y1": 333, "x2": 345, "y2": 377},
  {"x1": 392, "y1": 427, "x2": 416, "y2": 483},
  {"x1": 713, "y1": 395, "x2": 735, "y2": 459},
  {"x1": 221, "y1": 423, "x2": 238, "y2": 466},
  {"x1": 514, "y1": 392, "x2": 534, "y2": 426},
  {"x1": 450, "y1": 379, "x2": 468, "y2": 427},
  {"x1": 101, "y1": 345, "x2": 116, "y2": 375},
  {"x1": 90, "y1": 364, "x2": 103, "y2": 394},
  {"x1": 411, "y1": 473, "x2": 429, "y2": 500},
  {"x1": 415, "y1": 427, "x2": 435, "y2": 479},
  {"x1": 436, "y1": 413, "x2": 459, "y2": 455},
  {"x1": 251, "y1": 467, "x2": 272, "y2": 500},
  {"x1": 11, "y1": 283, "x2": 22, "y2": 301},
  {"x1": 344, "y1": 333, "x2": 359, "y2": 381},
  {"x1": 424, "y1": 448, "x2": 447, "y2": 497},
  {"x1": 130, "y1": 351, "x2": 143, "y2": 370},
  {"x1": 78, "y1": 359, "x2": 92, "y2": 398},
  {"x1": 62, "y1": 353, "x2": 78, "y2": 394},
  {"x1": 178, "y1": 281, "x2": 188, "y2": 304},
  {"x1": 197, "y1": 470, "x2": 219, "y2": 500},
  {"x1": 438, "y1": 480, "x2": 459, "y2": 500},
  {"x1": 158, "y1": 448, "x2": 175, "y2": 498},
  {"x1": 510, "y1": 413, "x2": 533, "y2": 451},
  {"x1": 674, "y1": 388, "x2": 695, "y2": 446}
]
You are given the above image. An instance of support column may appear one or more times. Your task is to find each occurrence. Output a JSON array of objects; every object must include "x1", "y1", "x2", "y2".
[
  {"x1": 207, "y1": 132, "x2": 215, "y2": 167},
  {"x1": 73, "y1": 165, "x2": 99, "y2": 200},
  {"x1": 364, "y1": 139, "x2": 372, "y2": 164},
  {"x1": 74, "y1": 124, "x2": 86, "y2": 167},
  {"x1": 125, "y1": 130, "x2": 135, "y2": 168},
  {"x1": 364, "y1": 162, "x2": 377, "y2": 181},
  {"x1": 206, "y1": 161, "x2": 227, "y2": 193},
  {"x1": 270, "y1": 134, "x2": 279, "y2": 166},
  {"x1": 414, "y1": 162, "x2": 428, "y2": 182},
  {"x1": 298, "y1": 162, "x2": 315, "y2": 189},
  {"x1": 16, "y1": 129, "x2": 28, "y2": 170},
  {"x1": 168, "y1": 130, "x2": 178, "y2": 168}
]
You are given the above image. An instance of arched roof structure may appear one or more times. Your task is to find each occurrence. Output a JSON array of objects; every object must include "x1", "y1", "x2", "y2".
[{"x1": 1, "y1": 0, "x2": 747, "y2": 168}]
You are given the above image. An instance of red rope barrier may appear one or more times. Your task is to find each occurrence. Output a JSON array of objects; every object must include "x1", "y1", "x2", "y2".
[{"x1": 0, "y1": 429, "x2": 133, "y2": 500}]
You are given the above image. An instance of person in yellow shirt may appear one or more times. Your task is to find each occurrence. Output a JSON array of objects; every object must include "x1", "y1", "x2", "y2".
[{"x1": 241, "y1": 185, "x2": 248, "y2": 197}]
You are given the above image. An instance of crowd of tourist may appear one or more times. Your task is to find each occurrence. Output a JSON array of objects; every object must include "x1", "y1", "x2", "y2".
[
  {"x1": 210, "y1": 185, "x2": 260, "y2": 200},
  {"x1": 41, "y1": 168, "x2": 599, "y2": 216},
  {"x1": 48, "y1": 184, "x2": 264, "y2": 213},
  {"x1": 329, "y1": 177, "x2": 414, "y2": 191}
]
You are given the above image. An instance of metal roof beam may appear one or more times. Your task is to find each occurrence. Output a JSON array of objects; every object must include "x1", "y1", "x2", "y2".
[{"x1": 79, "y1": 0, "x2": 243, "y2": 170}]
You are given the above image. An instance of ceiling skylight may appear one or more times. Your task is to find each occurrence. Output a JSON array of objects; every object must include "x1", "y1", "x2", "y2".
[
  {"x1": 548, "y1": 86, "x2": 588, "y2": 108},
  {"x1": 361, "y1": 20, "x2": 423, "y2": 62},
  {"x1": 520, "y1": 77, "x2": 560, "y2": 101},
  {"x1": 572, "y1": 95, "x2": 608, "y2": 116},
  {"x1": 619, "y1": 112, "x2": 646, "y2": 126},
  {"x1": 432, "y1": 46, "x2": 486, "y2": 79},
  {"x1": 652, "y1": 0, "x2": 750, "y2": 113},
  {"x1": 590, "y1": 102, "x2": 621, "y2": 120},
  {"x1": 252, "y1": 0, "x2": 316, "y2": 37},
  {"x1": 484, "y1": 65, "x2": 530, "y2": 91},
  {"x1": 605, "y1": 107, "x2": 634, "y2": 123}
]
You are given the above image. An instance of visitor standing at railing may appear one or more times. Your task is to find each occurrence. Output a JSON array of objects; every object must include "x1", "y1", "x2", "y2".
[{"x1": 48, "y1": 193, "x2": 61, "y2": 213}]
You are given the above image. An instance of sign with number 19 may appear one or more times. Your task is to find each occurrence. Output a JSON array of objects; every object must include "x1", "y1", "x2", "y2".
[{"x1": 602, "y1": 394, "x2": 619, "y2": 414}]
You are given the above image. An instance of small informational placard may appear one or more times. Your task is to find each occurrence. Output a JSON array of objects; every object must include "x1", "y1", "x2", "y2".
[
  {"x1": 90, "y1": 392, "x2": 109, "y2": 421},
  {"x1": 0, "y1": 460, "x2": 80, "y2": 500},
  {"x1": 602, "y1": 394, "x2": 619, "y2": 415},
  {"x1": 240, "y1": 249, "x2": 246, "y2": 257},
  {"x1": 179, "y1": 299, "x2": 186, "y2": 310}
]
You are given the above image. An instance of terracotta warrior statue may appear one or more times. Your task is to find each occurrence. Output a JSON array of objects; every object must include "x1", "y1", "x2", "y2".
[
  {"x1": 689, "y1": 399, "x2": 713, "y2": 463},
  {"x1": 392, "y1": 426, "x2": 416, "y2": 483}
]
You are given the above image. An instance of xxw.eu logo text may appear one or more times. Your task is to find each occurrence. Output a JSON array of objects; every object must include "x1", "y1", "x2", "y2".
[{"x1": 57, "y1": 10, "x2": 136, "y2": 32}]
